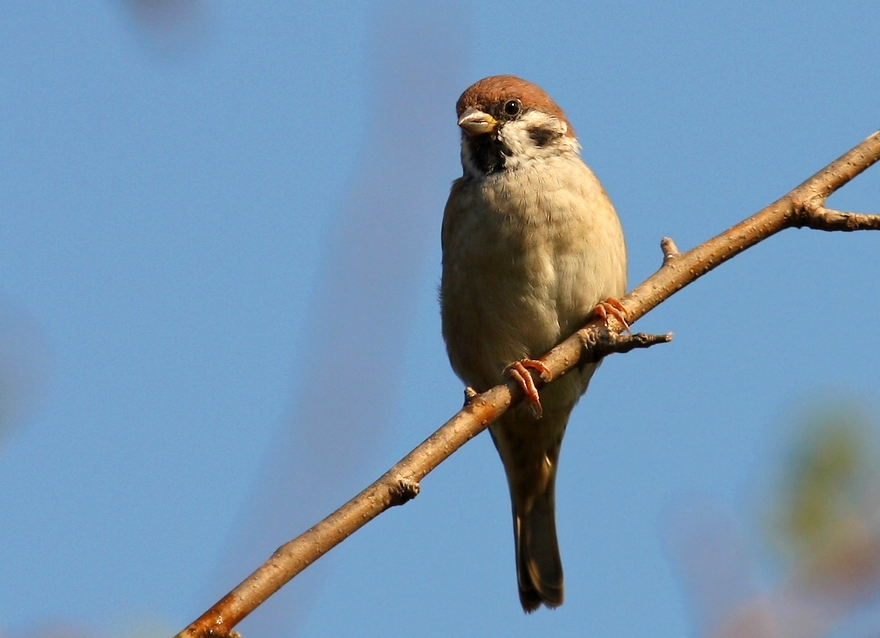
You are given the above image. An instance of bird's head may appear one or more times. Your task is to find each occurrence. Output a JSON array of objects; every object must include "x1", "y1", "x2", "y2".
[{"x1": 455, "y1": 75, "x2": 580, "y2": 177}]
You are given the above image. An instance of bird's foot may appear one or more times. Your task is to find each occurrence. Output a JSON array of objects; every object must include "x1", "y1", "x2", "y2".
[
  {"x1": 593, "y1": 297, "x2": 630, "y2": 333},
  {"x1": 505, "y1": 359, "x2": 550, "y2": 418}
]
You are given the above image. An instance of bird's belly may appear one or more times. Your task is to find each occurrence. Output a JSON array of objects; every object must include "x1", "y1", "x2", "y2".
[{"x1": 443, "y1": 235, "x2": 597, "y2": 391}]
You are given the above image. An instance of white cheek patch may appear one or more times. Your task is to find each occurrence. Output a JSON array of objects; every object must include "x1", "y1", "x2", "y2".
[
  {"x1": 460, "y1": 144, "x2": 478, "y2": 176},
  {"x1": 496, "y1": 111, "x2": 578, "y2": 171}
]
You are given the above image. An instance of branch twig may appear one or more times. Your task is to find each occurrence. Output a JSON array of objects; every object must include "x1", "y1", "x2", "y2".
[{"x1": 176, "y1": 130, "x2": 880, "y2": 637}]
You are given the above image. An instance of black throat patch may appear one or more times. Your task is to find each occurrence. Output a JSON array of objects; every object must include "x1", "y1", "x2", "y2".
[{"x1": 466, "y1": 134, "x2": 512, "y2": 175}]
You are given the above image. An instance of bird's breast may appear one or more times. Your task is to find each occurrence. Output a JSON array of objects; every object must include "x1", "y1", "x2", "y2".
[{"x1": 440, "y1": 156, "x2": 626, "y2": 390}]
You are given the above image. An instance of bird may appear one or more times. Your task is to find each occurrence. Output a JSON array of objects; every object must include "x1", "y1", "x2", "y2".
[{"x1": 440, "y1": 75, "x2": 627, "y2": 612}]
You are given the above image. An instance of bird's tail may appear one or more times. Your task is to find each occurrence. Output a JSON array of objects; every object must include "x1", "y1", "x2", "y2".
[{"x1": 514, "y1": 477, "x2": 563, "y2": 612}]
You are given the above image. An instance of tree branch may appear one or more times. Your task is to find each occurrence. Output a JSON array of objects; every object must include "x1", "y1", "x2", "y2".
[
  {"x1": 795, "y1": 205, "x2": 880, "y2": 231},
  {"x1": 176, "y1": 130, "x2": 880, "y2": 637}
]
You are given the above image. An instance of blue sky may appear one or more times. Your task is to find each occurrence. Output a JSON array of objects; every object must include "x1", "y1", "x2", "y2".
[{"x1": 1, "y1": 2, "x2": 879, "y2": 637}]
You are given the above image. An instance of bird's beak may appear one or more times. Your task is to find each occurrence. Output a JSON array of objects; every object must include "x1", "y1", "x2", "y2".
[{"x1": 458, "y1": 107, "x2": 497, "y2": 136}]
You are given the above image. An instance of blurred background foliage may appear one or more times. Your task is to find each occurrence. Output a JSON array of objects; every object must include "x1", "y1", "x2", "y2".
[{"x1": 670, "y1": 400, "x2": 880, "y2": 638}]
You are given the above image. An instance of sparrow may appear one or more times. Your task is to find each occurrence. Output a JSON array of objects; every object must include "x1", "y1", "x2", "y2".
[{"x1": 440, "y1": 75, "x2": 627, "y2": 612}]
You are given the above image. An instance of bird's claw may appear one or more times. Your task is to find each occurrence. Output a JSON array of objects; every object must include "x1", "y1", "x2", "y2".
[
  {"x1": 505, "y1": 359, "x2": 550, "y2": 418},
  {"x1": 594, "y1": 297, "x2": 630, "y2": 333}
]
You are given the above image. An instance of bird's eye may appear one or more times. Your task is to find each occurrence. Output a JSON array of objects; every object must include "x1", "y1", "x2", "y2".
[{"x1": 503, "y1": 99, "x2": 522, "y2": 117}]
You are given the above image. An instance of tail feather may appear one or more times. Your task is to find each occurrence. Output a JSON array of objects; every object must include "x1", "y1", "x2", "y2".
[
  {"x1": 492, "y1": 397, "x2": 579, "y2": 612},
  {"x1": 515, "y1": 480, "x2": 564, "y2": 612}
]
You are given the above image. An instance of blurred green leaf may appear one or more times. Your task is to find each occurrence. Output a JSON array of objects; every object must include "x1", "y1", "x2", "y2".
[{"x1": 771, "y1": 401, "x2": 880, "y2": 583}]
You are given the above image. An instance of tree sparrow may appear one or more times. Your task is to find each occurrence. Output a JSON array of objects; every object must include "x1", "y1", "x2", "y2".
[{"x1": 440, "y1": 75, "x2": 627, "y2": 611}]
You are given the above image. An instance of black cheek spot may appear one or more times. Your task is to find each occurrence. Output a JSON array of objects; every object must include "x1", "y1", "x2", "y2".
[{"x1": 528, "y1": 127, "x2": 558, "y2": 148}]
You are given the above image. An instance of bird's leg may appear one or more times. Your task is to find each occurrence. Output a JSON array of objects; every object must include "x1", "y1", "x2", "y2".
[
  {"x1": 593, "y1": 298, "x2": 630, "y2": 333},
  {"x1": 505, "y1": 359, "x2": 550, "y2": 418}
]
